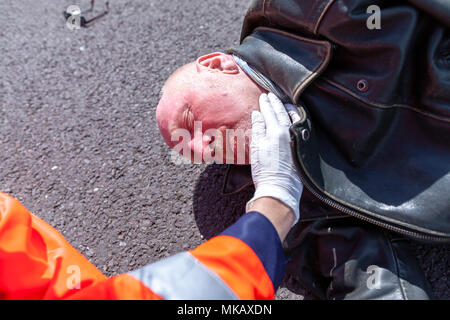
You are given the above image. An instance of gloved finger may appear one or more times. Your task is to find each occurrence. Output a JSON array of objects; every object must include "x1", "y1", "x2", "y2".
[
  {"x1": 284, "y1": 103, "x2": 302, "y2": 123},
  {"x1": 259, "y1": 93, "x2": 278, "y2": 130},
  {"x1": 268, "y1": 93, "x2": 291, "y2": 127},
  {"x1": 250, "y1": 111, "x2": 265, "y2": 166},
  {"x1": 251, "y1": 110, "x2": 265, "y2": 145}
]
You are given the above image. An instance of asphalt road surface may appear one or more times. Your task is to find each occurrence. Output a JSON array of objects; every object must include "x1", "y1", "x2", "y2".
[{"x1": 1, "y1": 0, "x2": 448, "y2": 299}]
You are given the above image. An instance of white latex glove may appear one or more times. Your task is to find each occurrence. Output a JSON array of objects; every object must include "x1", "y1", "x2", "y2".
[{"x1": 248, "y1": 93, "x2": 303, "y2": 224}]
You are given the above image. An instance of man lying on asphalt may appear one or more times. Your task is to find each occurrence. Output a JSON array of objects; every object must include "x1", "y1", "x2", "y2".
[
  {"x1": 156, "y1": 0, "x2": 450, "y2": 299},
  {"x1": 0, "y1": 94, "x2": 304, "y2": 300}
]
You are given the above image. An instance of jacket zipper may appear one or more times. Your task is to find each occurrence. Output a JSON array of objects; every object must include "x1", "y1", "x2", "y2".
[{"x1": 294, "y1": 146, "x2": 450, "y2": 243}]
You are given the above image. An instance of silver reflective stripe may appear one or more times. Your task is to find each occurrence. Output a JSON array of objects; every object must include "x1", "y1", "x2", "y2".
[{"x1": 128, "y1": 252, "x2": 239, "y2": 300}]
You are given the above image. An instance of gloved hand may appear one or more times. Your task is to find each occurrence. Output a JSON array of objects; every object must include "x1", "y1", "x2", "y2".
[{"x1": 248, "y1": 93, "x2": 303, "y2": 224}]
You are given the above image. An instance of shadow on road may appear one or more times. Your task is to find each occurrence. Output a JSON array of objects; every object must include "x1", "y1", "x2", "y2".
[{"x1": 192, "y1": 164, "x2": 254, "y2": 240}]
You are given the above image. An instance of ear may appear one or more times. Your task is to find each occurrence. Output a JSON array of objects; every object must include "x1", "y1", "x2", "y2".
[{"x1": 196, "y1": 52, "x2": 239, "y2": 74}]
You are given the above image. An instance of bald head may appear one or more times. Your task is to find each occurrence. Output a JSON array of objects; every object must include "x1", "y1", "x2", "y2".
[{"x1": 156, "y1": 52, "x2": 266, "y2": 164}]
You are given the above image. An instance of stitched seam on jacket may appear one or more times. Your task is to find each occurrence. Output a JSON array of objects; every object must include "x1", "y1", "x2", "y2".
[
  {"x1": 294, "y1": 55, "x2": 330, "y2": 102},
  {"x1": 320, "y1": 77, "x2": 450, "y2": 123},
  {"x1": 385, "y1": 234, "x2": 408, "y2": 300},
  {"x1": 254, "y1": 26, "x2": 332, "y2": 50},
  {"x1": 314, "y1": 0, "x2": 336, "y2": 35},
  {"x1": 249, "y1": 27, "x2": 332, "y2": 102},
  {"x1": 263, "y1": 0, "x2": 270, "y2": 24}
]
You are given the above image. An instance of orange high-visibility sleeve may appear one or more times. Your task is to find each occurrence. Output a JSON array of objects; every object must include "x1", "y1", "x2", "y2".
[
  {"x1": 68, "y1": 274, "x2": 163, "y2": 300},
  {"x1": 189, "y1": 235, "x2": 275, "y2": 300},
  {"x1": 128, "y1": 212, "x2": 286, "y2": 300},
  {"x1": 0, "y1": 192, "x2": 106, "y2": 299},
  {"x1": 0, "y1": 193, "x2": 286, "y2": 300}
]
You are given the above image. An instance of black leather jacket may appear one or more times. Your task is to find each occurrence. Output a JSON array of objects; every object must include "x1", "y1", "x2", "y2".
[{"x1": 228, "y1": 0, "x2": 450, "y2": 242}]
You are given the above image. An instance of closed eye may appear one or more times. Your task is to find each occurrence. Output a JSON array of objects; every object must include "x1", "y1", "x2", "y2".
[{"x1": 182, "y1": 105, "x2": 195, "y2": 132}]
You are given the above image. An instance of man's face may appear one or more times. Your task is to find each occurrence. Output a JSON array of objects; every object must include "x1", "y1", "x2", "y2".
[{"x1": 156, "y1": 52, "x2": 265, "y2": 164}]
